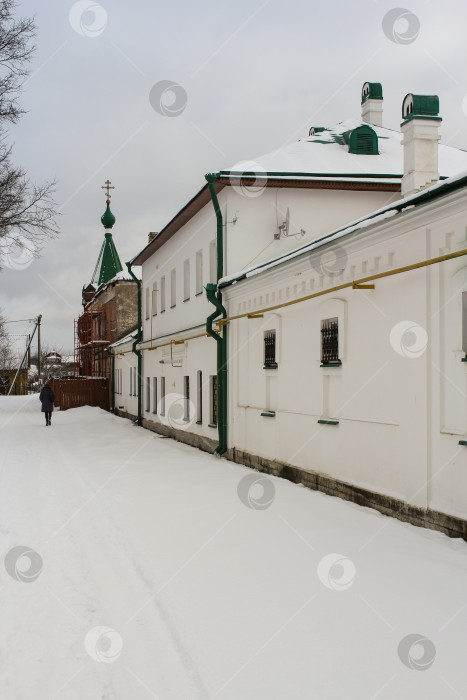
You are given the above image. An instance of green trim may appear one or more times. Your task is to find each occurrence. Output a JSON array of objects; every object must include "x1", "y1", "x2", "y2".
[
  {"x1": 320, "y1": 361, "x2": 342, "y2": 367},
  {"x1": 183, "y1": 297, "x2": 190, "y2": 302},
  {"x1": 261, "y1": 411, "x2": 276, "y2": 417},
  {"x1": 263, "y1": 363, "x2": 278, "y2": 369},
  {"x1": 126, "y1": 261, "x2": 142, "y2": 426},
  {"x1": 218, "y1": 170, "x2": 402, "y2": 180},
  {"x1": 195, "y1": 420, "x2": 202, "y2": 425},
  {"x1": 208, "y1": 423, "x2": 217, "y2": 428},
  {"x1": 461, "y1": 357, "x2": 467, "y2": 362},
  {"x1": 401, "y1": 115, "x2": 442, "y2": 126},
  {"x1": 195, "y1": 291, "x2": 204, "y2": 297},
  {"x1": 459, "y1": 440, "x2": 467, "y2": 446},
  {"x1": 318, "y1": 419, "x2": 339, "y2": 425}
]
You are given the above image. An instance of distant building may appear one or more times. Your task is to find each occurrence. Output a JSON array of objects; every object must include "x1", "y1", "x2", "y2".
[{"x1": 74, "y1": 183, "x2": 139, "y2": 408}]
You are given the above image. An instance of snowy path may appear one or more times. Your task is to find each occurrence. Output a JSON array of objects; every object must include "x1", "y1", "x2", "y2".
[{"x1": 1, "y1": 396, "x2": 467, "y2": 699}]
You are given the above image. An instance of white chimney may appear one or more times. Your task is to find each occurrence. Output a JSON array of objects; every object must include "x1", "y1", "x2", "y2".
[
  {"x1": 361, "y1": 82, "x2": 383, "y2": 127},
  {"x1": 400, "y1": 94, "x2": 441, "y2": 199}
]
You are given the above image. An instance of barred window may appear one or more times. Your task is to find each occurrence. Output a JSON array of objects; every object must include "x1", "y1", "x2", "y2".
[
  {"x1": 321, "y1": 318, "x2": 340, "y2": 365},
  {"x1": 210, "y1": 375, "x2": 217, "y2": 426},
  {"x1": 264, "y1": 330, "x2": 277, "y2": 368},
  {"x1": 184, "y1": 375, "x2": 190, "y2": 421}
]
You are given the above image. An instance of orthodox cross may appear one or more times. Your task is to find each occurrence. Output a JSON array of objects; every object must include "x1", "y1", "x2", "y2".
[{"x1": 101, "y1": 179, "x2": 115, "y2": 202}]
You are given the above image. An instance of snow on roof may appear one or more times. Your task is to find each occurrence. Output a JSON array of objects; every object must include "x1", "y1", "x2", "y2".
[
  {"x1": 219, "y1": 167, "x2": 467, "y2": 287},
  {"x1": 224, "y1": 119, "x2": 467, "y2": 181},
  {"x1": 109, "y1": 328, "x2": 139, "y2": 349}
]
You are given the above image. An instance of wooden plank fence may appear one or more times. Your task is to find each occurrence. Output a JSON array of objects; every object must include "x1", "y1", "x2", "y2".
[{"x1": 50, "y1": 378, "x2": 109, "y2": 412}]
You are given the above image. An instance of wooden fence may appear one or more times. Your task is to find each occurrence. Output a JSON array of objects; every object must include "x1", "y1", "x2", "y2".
[{"x1": 50, "y1": 378, "x2": 110, "y2": 412}]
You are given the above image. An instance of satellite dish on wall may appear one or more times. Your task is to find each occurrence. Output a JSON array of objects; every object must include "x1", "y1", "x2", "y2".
[{"x1": 275, "y1": 207, "x2": 306, "y2": 240}]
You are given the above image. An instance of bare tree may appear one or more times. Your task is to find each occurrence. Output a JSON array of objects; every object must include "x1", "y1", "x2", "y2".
[{"x1": 0, "y1": 0, "x2": 58, "y2": 269}]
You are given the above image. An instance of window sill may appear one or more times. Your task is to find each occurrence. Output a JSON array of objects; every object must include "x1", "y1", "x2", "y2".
[
  {"x1": 261, "y1": 411, "x2": 276, "y2": 418},
  {"x1": 160, "y1": 310, "x2": 165, "y2": 314},
  {"x1": 183, "y1": 417, "x2": 190, "y2": 422},
  {"x1": 208, "y1": 423, "x2": 217, "y2": 428},
  {"x1": 195, "y1": 420, "x2": 202, "y2": 425},
  {"x1": 459, "y1": 440, "x2": 467, "y2": 446},
  {"x1": 462, "y1": 358, "x2": 467, "y2": 363},
  {"x1": 183, "y1": 298, "x2": 190, "y2": 303},
  {"x1": 263, "y1": 364, "x2": 278, "y2": 370},
  {"x1": 320, "y1": 361, "x2": 342, "y2": 367},
  {"x1": 170, "y1": 304, "x2": 176, "y2": 309},
  {"x1": 318, "y1": 419, "x2": 339, "y2": 425},
  {"x1": 195, "y1": 291, "x2": 204, "y2": 297}
]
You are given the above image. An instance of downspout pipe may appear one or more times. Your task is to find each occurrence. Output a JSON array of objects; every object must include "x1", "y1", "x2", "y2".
[
  {"x1": 126, "y1": 261, "x2": 142, "y2": 426},
  {"x1": 205, "y1": 172, "x2": 228, "y2": 455},
  {"x1": 206, "y1": 283, "x2": 227, "y2": 454}
]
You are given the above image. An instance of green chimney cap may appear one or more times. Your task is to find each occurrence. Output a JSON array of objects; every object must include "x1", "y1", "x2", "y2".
[
  {"x1": 402, "y1": 94, "x2": 440, "y2": 121},
  {"x1": 101, "y1": 201, "x2": 116, "y2": 230},
  {"x1": 361, "y1": 82, "x2": 383, "y2": 104}
]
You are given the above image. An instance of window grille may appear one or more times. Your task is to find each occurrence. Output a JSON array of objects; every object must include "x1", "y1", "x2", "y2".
[
  {"x1": 321, "y1": 318, "x2": 340, "y2": 364},
  {"x1": 161, "y1": 377, "x2": 166, "y2": 414},
  {"x1": 146, "y1": 377, "x2": 150, "y2": 412},
  {"x1": 184, "y1": 375, "x2": 190, "y2": 421},
  {"x1": 153, "y1": 377, "x2": 157, "y2": 413},
  {"x1": 211, "y1": 375, "x2": 217, "y2": 425},
  {"x1": 197, "y1": 370, "x2": 202, "y2": 423},
  {"x1": 264, "y1": 330, "x2": 277, "y2": 367}
]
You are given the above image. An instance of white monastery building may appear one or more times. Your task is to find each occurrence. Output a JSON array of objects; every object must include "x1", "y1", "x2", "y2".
[{"x1": 111, "y1": 83, "x2": 467, "y2": 539}]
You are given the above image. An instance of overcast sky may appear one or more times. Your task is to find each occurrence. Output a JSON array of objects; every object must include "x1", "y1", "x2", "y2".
[{"x1": 2, "y1": 0, "x2": 467, "y2": 353}]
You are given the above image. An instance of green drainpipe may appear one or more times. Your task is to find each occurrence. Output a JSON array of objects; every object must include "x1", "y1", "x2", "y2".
[
  {"x1": 126, "y1": 261, "x2": 142, "y2": 426},
  {"x1": 205, "y1": 172, "x2": 228, "y2": 455}
]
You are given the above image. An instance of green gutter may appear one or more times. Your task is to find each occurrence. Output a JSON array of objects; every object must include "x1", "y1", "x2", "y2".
[
  {"x1": 218, "y1": 170, "x2": 404, "y2": 180},
  {"x1": 205, "y1": 173, "x2": 228, "y2": 455},
  {"x1": 126, "y1": 261, "x2": 142, "y2": 426}
]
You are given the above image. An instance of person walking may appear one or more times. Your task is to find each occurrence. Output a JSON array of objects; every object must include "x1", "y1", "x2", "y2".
[{"x1": 39, "y1": 380, "x2": 55, "y2": 426}]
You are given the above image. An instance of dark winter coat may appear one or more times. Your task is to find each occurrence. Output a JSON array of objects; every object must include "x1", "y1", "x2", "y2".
[{"x1": 39, "y1": 384, "x2": 55, "y2": 412}]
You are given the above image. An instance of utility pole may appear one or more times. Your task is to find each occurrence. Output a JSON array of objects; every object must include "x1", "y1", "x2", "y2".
[{"x1": 37, "y1": 314, "x2": 42, "y2": 383}]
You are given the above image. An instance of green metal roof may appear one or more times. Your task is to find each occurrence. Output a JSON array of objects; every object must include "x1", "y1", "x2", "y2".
[{"x1": 92, "y1": 232, "x2": 123, "y2": 286}]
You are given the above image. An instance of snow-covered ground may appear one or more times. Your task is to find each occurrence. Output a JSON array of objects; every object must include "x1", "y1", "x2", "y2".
[{"x1": 1, "y1": 395, "x2": 466, "y2": 699}]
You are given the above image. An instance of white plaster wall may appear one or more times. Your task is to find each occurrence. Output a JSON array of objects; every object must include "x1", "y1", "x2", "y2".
[
  {"x1": 113, "y1": 343, "x2": 138, "y2": 417},
  {"x1": 140, "y1": 335, "x2": 218, "y2": 442},
  {"x1": 224, "y1": 186, "x2": 400, "y2": 275},
  {"x1": 141, "y1": 195, "x2": 227, "y2": 343},
  {"x1": 225, "y1": 191, "x2": 467, "y2": 517}
]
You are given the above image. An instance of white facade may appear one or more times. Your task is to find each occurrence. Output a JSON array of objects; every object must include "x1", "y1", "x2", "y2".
[
  {"x1": 111, "y1": 85, "x2": 467, "y2": 534},
  {"x1": 222, "y1": 183, "x2": 467, "y2": 520}
]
